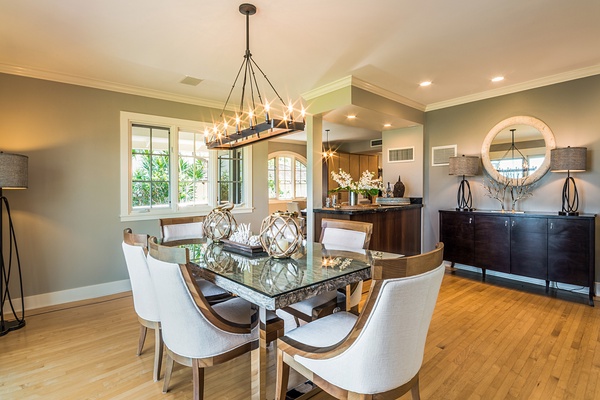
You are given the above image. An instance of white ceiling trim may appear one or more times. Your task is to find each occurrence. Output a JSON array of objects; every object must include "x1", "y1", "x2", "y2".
[
  {"x1": 302, "y1": 75, "x2": 426, "y2": 112},
  {"x1": 426, "y1": 64, "x2": 600, "y2": 112},
  {"x1": 301, "y1": 75, "x2": 353, "y2": 100},
  {"x1": 0, "y1": 63, "x2": 226, "y2": 110},
  {"x1": 3, "y1": 62, "x2": 599, "y2": 114}
]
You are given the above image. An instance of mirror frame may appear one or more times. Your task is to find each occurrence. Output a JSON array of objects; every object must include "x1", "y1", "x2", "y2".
[{"x1": 481, "y1": 115, "x2": 556, "y2": 186}]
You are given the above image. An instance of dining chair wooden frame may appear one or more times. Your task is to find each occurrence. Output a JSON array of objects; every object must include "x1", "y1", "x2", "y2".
[
  {"x1": 276, "y1": 243, "x2": 445, "y2": 400},
  {"x1": 122, "y1": 228, "x2": 163, "y2": 382},
  {"x1": 282, "y1": 219, "x2": 373, "y2": 325},
  {"x1": 148, "y1": 236, "x2": 258, "y2": 400}
]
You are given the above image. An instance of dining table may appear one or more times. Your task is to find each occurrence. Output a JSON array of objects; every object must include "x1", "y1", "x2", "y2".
[{"x1": 170, "y1": 238, "x2": 385, "y2": 400}]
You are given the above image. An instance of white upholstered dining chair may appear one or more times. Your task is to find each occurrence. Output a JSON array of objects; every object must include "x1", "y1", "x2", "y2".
[
  {"x1": 121, "y1": 228, "x2": 163, "y2": 382},
  {"x1": 158, "y1": 216, "x2": 205, "y2": 244},
  {"x1": 276, "y1": 243, "x2": 445, "y2": 400},
  {"x1": 146, "y1": 236, "x2": 259, "y2": 400},
  {"x1": 282, "y1": 219, "x2": 373, "y2": 325},
  {"x1": 159, "y1": 216, "x2": 232, "y2": 304}
]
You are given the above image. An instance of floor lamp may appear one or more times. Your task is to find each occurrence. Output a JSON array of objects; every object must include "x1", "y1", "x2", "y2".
[
  {"x1": 449, "y1": 155, "x2": 480, "y2": 211},
  {"x1": 0, "y1": 151, "x2": 28, "y2": 336},
  {"x1": 550, "y1": 146, "x2": 586, "y2": 216}
]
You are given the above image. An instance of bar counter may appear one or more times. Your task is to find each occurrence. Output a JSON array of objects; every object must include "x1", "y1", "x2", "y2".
[{"x1": 313, "y1": 204, "x2": 422, "y2": 255}]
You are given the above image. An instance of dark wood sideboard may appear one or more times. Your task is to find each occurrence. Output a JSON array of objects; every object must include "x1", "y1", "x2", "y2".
[
  {"x1": 314, "y1": 205, "x2": 422, "y2": 256},
  {"x1": 439, "y1": 210, "x2": 596, "y2": 305}
]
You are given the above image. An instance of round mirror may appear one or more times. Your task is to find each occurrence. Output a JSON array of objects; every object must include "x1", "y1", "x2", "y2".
[{"x1": 481, "y1": 116, "x2": 556, "y2": 185}]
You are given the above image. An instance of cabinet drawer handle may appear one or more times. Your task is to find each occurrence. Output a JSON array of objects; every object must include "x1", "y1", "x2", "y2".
[
  {"x1": 512, "y1": 220, "x2": 515, "y2": 227},
  {"x1": 550, "y1": 222, "x2": 554, "y2": 230},
  {"x1": 469, "y1": 217, "x2": 472, "y2": 224},
  {"x1": 505, "y1": 221, "x2": 508, "y2": 227}
]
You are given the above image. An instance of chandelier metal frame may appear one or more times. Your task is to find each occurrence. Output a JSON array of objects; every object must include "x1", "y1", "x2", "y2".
[{"x1": 205, "y1": 3, "x2": 305, "y2": 150}]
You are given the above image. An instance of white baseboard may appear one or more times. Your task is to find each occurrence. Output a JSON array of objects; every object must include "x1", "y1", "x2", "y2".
[{"x1": 3, "y1": 279, "x2": 132, "y2": 314}]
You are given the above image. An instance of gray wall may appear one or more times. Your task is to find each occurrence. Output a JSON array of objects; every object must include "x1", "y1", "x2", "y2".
[
  {"x1": 424, "y1": 75, "x2": 600, "y2": 277},
  {"x1": 382, "y1": 125, "x2": 424, "y2": 197},
  {"x1": 3, "y1": 71, "x2": 599, "y2": 306},
  {"x1": 0, "y1": 72, "x2": 269, "y2": 304},
  {"x1": 268, "y1": 141, "x2": 307, "y2": 158}
]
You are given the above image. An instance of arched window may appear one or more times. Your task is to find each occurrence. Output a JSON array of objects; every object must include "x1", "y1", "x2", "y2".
[{"x1": 268, "y1": 152, "x2": 307, "y2": 200}]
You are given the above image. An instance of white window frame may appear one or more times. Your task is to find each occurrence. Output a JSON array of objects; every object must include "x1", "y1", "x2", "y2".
[
  {"x1": 120, "y1": 112, "x2": 253, "y2": 222},
  {"x1": 267, "y1": 151, "x2": 307, "y2": 205}
]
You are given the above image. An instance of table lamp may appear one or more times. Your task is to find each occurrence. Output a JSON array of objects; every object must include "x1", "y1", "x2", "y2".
[
  {"x1": 550, "y1": 146, "x2": 586, "y2": 216},
  {"x1": 449, "y1": 155, "x2": 479, "y2": 211},
  {"x1": 0, "y1": 151, "x2": 28, "y2": 335}
]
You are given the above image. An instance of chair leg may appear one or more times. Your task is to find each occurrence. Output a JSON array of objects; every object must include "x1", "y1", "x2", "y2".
[
  {"x1": 275, "y1": 349, "x2": 290, "y2": 400},
  {"x1": 137, "y1": 324, "x2": 147, "y2": 356},
  {"x1": 153, "y1": 325, "x2": 164, "y2": 382},
  {"x1": 410, "y1": 375, "x2": 420, "y2": 400},
  {"x1": 293, "y1": 316, "x2": 300, "y2": 327},
  {"x1": 348, "y1": 394, "x2": 372, "y2": 400},
  {"x1": 162, "y1": 354, "x2": 174, "y2": 394},
  {"x1": 192, "y1": 359, "x2": 205, "y2": 400}
]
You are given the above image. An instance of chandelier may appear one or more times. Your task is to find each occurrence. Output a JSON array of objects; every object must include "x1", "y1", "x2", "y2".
[
  {"x1": 323, "y1": 129, "x2": 336, "y2": 159},
  {"x1": 205, "y1": 3, "x2": 305, "y2": 150}
]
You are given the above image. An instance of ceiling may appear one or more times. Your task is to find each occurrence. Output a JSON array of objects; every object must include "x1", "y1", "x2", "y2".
[{"x1": 2, "y1": 0, "x2": 600, "y2": 144}]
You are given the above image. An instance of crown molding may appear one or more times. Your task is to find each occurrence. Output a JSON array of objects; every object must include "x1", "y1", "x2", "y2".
[
  {"x1": 426, "y1": 65, "x2": 600, "y2": 111},
  {"x1": 302, "y1": 75, "x2": 426, "y2": 111},
  {"x1": 0, "y1": 63, "x2": 226, "y2": 110},
  {"x1": 3, "y1": 62, "x2": 599, "y2": 114},
  {"x1": 350, "y1": 76, "x2": 426, "y2": 111},
  {"x1": 301, "y1": 76, "x2": 353, "y2": 100}
]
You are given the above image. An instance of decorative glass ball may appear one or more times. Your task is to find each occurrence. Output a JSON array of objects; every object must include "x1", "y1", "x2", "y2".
[
  {"x1": 259, "y1": 212, "x2": 302, "y2": 258},
  {"x1": 259, "y1": 258, "x2": 302, "y2": 292},
  {"x1": 203, "y1": 243, "x2": 236, "y2": 273},
  {"x1": 203, "y1": 204, "x2": 237, "y2": 242}
]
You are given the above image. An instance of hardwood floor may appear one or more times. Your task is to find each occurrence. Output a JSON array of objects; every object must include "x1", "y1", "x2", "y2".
[{"x1": 1, "y1": 267, "x2": 598, "y2": 399}]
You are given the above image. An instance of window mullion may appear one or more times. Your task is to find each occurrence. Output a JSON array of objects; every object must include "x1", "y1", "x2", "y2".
[
  {"x1": 171, "y1": 126, "x2": 178, "y2": 210},
  {"x1": 208, "y1": 151, "x2": 218, "y2": 208}
]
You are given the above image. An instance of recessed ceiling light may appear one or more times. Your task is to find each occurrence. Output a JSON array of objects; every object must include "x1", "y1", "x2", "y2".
[
  {"x1": 347, "y1": 115, "x2": 356, "y2": 119},
  {"x1": 420, "y1": 81, "x2": 432, "y2": 87},
  {"x1": 491, "y1": 76, "x2": 504, "y2": 82},
  {"x1": 384, "y1": 123, "x2": 392, "y2": 128}
]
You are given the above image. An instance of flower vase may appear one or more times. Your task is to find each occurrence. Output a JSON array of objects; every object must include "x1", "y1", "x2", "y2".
[{"x1": 349, "y1": 191, "x2": 358, "y2": 206}]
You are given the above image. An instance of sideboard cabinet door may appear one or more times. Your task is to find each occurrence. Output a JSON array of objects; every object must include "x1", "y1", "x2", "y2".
[
  {"x1": 511, "y1": 217, "x2": 548, "y2": 279},
  {"x1": 474, "y1": 215, "x2": 510, "y2": 273},
  {"x1": 548, "y1": 219, "x2": 591, "y2": 287},
  {"x1": 439, "y1": 211, "x2": 474, "y2": 266}
]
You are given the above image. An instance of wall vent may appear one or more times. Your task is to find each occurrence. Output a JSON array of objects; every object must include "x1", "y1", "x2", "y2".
[
  {"x1": 388, "y1": 147, "x2": 414, "y2": 163},
  {"x1": 432, "y1": 145, "x2": 457, "y2": 166},
  {"x1": 370, "y1": 139, "x2": 383, "y2": 147}
]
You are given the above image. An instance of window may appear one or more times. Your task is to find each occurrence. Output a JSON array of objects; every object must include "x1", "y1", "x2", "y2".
[
  {"x1": 120, "y1": 112, "x2": 252, "y2": 221},
  {"x1": 131, "y1": 125, "x2": 170, "y2": 209},
  {"x1": 178, "y1": 131, "x2": 209, "y2": 207},
  {"x1": 218, "y1": 149, "x2": 244, "y2": 205},
  {"x1": 267, "y1": 152, "x2": 307, "y2": 201}
]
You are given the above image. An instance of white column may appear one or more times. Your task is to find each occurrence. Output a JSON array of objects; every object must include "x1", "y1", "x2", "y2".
[{"x1": 305, "y1": 115, "x2": 323, "y2": 243}]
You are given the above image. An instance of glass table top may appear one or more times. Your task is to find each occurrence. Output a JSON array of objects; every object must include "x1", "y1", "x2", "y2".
[{"x1": 177, "y1": 240, "x2": 374, "y2": 309}]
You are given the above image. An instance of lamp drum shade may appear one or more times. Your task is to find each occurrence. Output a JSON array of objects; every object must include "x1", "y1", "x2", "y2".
[
  {"x1": 449, "y1": 155, "x2": 479, "y2": 176},
  {"x1": 0, "y1": 152, "x2": 28, "y2": 189},
  {"x1": 550, "y1": 147, "x2": 587, "y2": 172}
]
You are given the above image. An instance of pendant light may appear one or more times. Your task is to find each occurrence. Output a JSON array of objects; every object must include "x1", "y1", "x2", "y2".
[{"x1": 323, "y1": 129, "x2": 335, "y2": 159}]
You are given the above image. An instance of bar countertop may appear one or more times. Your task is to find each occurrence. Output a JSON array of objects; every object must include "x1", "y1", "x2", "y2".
[{"x1": 313, "y1": 204, "x2": 423, "y2": 215}]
